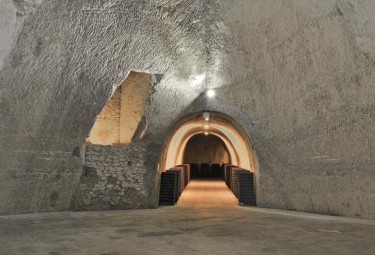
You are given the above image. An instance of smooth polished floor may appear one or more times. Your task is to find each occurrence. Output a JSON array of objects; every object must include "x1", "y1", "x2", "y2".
[
  {"x1": 1, "y1": 204, "x2": 375, "y2": 254},
  {"x1": 177, "y1": 179, "x2": 239, "y2": 206}
]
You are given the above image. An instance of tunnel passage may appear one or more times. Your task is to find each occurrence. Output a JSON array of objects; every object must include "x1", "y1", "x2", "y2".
[
  {"x1": 183, "y1": 133, "x2": 230, "y2": 165},
  {"x1": 159, "y1": 112, "x2": 258, "y2": 207},
  {"x1": 184, "y1": 133, "x2": 230, "y2": 179}
]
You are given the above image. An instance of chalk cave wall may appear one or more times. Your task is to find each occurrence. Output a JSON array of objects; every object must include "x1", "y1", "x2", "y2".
[
  {"x1": 214, "y1": 0, "x2": 375, "y2": 219},
  {"x1": 0, "y1": 0, "x2": 212, "y2": 214},
  {"x1": 0, "y1": 0, "x2": 374, "y2": 219}
]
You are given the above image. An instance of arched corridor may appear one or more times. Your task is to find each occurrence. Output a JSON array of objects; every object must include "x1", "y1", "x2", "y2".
[
  {"x1": 159, "y1": 112, "x2": 257, "y2": 207},
  {"x1": 160, "y1": 111, "x2": 257, "y2": 172}
]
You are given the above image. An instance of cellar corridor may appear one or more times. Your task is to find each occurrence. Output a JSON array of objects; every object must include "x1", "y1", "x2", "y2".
[
  {"x1": 177, "y1": 179, "x2": 238, "y2": 206},
  {"x1": 159, "y1": 112, "x2": 257, "y2": 207}
]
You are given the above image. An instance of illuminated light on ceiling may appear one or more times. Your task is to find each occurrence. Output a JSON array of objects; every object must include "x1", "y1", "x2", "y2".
[
  {"x1": 207, "y1": 89, "x2": 215, "y2": 98},
  {"x1": 203, "y1": 111, "x2": 210, "y2": 130},
  {"x1": 189, "y1": 73, "x2": 206, "y2": 86},
  {"x1": 203, "y1": 111, "x2": 210, "y2": 120}
]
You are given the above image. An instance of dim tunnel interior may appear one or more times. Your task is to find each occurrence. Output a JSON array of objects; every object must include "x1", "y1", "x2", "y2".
[
  {"x1": 179, "y1": 133, "x2": 237, "y2": 206},
  {"x1": 158, "y1": 112, "x2": 258, "y2": 207},
  {"x1": 183, "y1": 133, "x2": 231, "y2": 174}
]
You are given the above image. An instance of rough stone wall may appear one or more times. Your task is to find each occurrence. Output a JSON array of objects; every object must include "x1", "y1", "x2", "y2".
[
  {"x1": 71, "y1": 142, "x2": 159, "y2": 210},
  {"x1": 0, "y1": 0, "x2": 374, "y2": 219}
]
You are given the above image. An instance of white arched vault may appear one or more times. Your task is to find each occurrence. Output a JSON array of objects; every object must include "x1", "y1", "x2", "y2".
[{"x1": 159, "y1": 112, "x2": 257, "y2": 174}]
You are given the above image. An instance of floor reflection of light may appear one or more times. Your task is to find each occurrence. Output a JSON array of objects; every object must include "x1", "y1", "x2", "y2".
[{"x1": 177, "y1": 179, "x2": 239, "y2": 206}]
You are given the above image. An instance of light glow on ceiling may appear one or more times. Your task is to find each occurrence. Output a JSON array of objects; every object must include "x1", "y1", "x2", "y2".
[
  {"x1": 190, "y1": 73, "x2": 206, "y2": 86},
  {"x1": 207, "y1": 89, "x2": 215, "y2": 98},
  {"x1": 203, "y1": 111, "x2": 210, "y2": 120}
]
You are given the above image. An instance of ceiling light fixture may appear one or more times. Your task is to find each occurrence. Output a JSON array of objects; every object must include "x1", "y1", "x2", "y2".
[
  {"x1": 207, "y1": 89, "x2": 215, "y2": 98},
  {"x1": 203, "y1": 111, "x2": 210, "y2": 121}
]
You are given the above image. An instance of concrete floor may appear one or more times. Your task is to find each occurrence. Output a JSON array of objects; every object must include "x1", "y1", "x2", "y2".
[{"x1": 1, "y1": 180, "x2": 375, "y2": 255}]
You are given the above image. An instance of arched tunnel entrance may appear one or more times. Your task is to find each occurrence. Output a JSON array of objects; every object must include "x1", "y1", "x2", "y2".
[{"x1": 158, "y1": 112, "x2": 258, "y2": 207}]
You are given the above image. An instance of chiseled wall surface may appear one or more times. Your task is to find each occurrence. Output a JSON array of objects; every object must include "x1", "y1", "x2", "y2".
[
  {"x1": 215, "y1": 1, "x2": 375, "y2": 219},
  {"x1": 0, "y1": 0, "x2": 374, "y2": 219}
]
